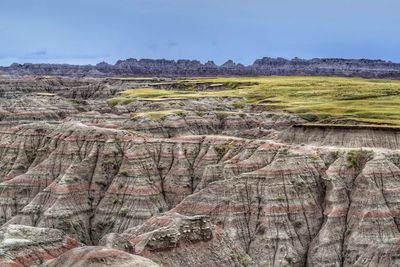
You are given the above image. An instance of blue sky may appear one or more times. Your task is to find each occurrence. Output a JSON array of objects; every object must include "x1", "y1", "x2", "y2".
[{"x1": 0, "y1": 0, "x2": 399, "y2": 66}]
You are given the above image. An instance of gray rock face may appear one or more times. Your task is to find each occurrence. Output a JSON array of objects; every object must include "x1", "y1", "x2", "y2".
[{"x1": 2, "y1": 57, "x2": 400, "y2": 78}]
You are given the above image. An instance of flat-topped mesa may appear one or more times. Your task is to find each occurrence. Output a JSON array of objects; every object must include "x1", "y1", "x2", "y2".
[{"x1": 2, "y1": 57, "x2": 400, "y2": 78}]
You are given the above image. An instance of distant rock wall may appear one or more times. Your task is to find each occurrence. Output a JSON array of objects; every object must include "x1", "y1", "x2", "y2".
[{"x1": 2, "y1": 57, "x2": 400, "y2": 78}]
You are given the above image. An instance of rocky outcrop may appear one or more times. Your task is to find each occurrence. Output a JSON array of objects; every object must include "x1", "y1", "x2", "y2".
[
  {"x1": 0, "y1": 224, "x2": 80, "y2": 266},
  {"x1": 2, "y1": 57, "x2": 400, "y2": 78},
  {"x1": 100, "y1": 212, "x2": 254, "y2": 266},
  {"x1": 41, "y1": 246, "x2": 160, "y2": 267}
]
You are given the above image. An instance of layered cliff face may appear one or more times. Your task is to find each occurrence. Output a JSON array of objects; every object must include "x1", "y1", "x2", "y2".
[
  {"x1": 2, "y1": 57, "x2": 400, "y2": 78},
  {"x1": 1, "y1": 76, "x2": 400, "y2": 266},
  {"x1": 281, "y1": 125, "x2": 400, "y2": 149}
]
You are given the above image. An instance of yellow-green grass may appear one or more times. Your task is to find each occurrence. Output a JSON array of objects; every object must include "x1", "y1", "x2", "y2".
[
  {"x1": 132, "y1": 109, "x2": 185, "y2": 121},
  {"x1": 111, "y1": 77, "x2": 160, "y2": 81},
  {"x1": 109, "y1": 77, "x2": 400, "y2": 126},
  {"x1": 107, "y1": 87, "x2": 242, "y2": 106},
  {"x1": 36, "y1": 92, "x2": 56, "y2": 97}
]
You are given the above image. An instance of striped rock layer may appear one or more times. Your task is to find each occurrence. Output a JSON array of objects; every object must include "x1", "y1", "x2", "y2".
[{"x1": 1, "y1": 119, "x2": 400, "y2": 266}]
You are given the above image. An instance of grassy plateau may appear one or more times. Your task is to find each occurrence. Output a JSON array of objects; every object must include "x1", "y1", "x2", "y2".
[{"x1": 108, "y1": 76, "x2": 400, "y2": 126}]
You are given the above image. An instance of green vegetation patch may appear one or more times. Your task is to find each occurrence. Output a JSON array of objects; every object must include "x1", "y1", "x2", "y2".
[
  {"x1": 108, "y1": 76, "x2": 400, "y2": 126},
  {"x1": 107, "y1": 87, "x2": 243, "y2": 106},
  {"x1": 346, "y1": 149, "x2": 374, "y2": 170}
]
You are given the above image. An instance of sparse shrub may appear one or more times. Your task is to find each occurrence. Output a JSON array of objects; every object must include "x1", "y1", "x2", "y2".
[
  {"x1": 14, "y1": 165, "x2": 25, "y2": 171},
  {"x1": 346, "y1": 149, "x2": 373, "y2": 170},
  {"x1": 293, "y1": 221, "x2": 302, "y2": 228},
  {"x1": 97, "y1": 220, "x2": 114, "y2": 230},
  {"x1": 64, "y1": 178, "x2": 74, "y2": 184},
  {"x1": 120, "y1": 171, "x2": 129, "y2": 176},
  {"x1": 300, "y1": 113, "x2": 319, "y2": 122},
  {"x1": 256, "y1": 224, "x2": 267, "y2": 235},
  {"x1": 276, "y1": 195, "x2": 286, "y2": 201},
  {"x1": 119, "y1": 207, "x2": 129, "y2": 216},
  {"x1": 215, "y1": 112, "x2": 228, "y2": 121},
  {"x1": 214, "y1": 142, "x2": 236, "y2": 158},
  {"x1": 232, "y1": 102, "x2": 246, "y2": 109},
  {"x1": 285, "y1": 256, "x2": 294, "y2": 265},
  {"x1": 214, "y1": 145, "x2": 228, "y2": 158},
  {"x1": 279, "y1": 148, "x2": 290, "y2": 156},
  {"x1": 175, "y1": 110, "x2": 185, "y2": 116}
]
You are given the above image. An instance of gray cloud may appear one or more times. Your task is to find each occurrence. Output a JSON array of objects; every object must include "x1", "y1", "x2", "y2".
[
  {"x1": 147, "y1": 44, "x2": 158, "y2": 53},
  {"x1": 167, "y1": 42, "x2": 178, "y2": 48},
  {"x1": 24, "y1": 49, "x2": 47, "y2": 58}
]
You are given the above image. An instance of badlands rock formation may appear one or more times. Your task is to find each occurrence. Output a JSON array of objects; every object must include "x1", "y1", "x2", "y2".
[
  {"x1": 0, "y1": 76, "x2": 399, "y2": 266},
  {"x1": 2, "y1": 57, "x2": 400, "y2": 78}
]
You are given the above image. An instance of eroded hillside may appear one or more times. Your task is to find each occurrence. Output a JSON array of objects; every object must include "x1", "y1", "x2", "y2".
[{"x1": 1, "y1": 76, "x2": 400, "y2": 266}]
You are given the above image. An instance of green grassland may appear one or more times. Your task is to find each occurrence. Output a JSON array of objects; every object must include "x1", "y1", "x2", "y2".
[{"x1": 108, "y1": 76, "x2": 400, "y2": 126}]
